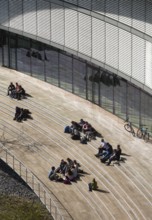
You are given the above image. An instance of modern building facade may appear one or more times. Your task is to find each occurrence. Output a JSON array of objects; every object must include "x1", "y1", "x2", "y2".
[{"x1": 0, "y1": 0, "x2": 152, "y2": 134}]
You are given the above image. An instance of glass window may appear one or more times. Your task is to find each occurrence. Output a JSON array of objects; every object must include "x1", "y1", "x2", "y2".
[
  {"x1": 45, "y1": 47, "x2": 59, "y2": 87},
  {"x1": 114, "y1": 78, "x2": 127, "y2": 119},
  {"x1": 127, "y1": 84, "x2": 140, "y2": 127},
  {"x1": 31, "y1": 40, "x2": 45, "y2": 81},
  {"x1": 2, "y1": 31, "x2": 9, "y2": 67},
  {"x1": 10, "y1": 33, "x2": 17, "y2": 69},
  {"x1": 59, "y1": 53, "x2": 72, "y2": 92},
  {"x1": 17, "y1": 36, "x2": 31, "y2": 75},
  {"x1": 73, "y1": 58, "x2": 86, "y2": 99},
  {"x1": 0, "y1": 30, "x2": 3, "y2": 66},
  {"x1": 86, "y1": 65, "x2": 100, "y2": 104},
  {"x1": 87, "y1": 66, "x2": 93, "y2": 101},
  {"x1": 100, "y1": 72, "x2": 114, "y2": 113},
  {"x1": 141, "y1": 91, "x2": 152, "y2": 135}
]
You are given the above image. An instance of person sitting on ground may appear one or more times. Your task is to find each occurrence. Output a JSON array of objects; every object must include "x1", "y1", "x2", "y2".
[
  {"x1": 7, "y1": 82, "x2": 15, "y2": 96},
  {"x1": 71, "y1": 129, "x2": 80, "y2": 140},
  {"x1": 88, "y1": 178, "x2": 98, "y2": 191},
  {"x1": 71, "y1": 121, "x2": 81, "y2": 133},
  {"x1": 106, "y1": 145, "x2": 122, "y2": 166},
  {"x1": 67, "y1": 158, "x2": 74, "y2": 168},
  {"x1": 85, "y1": 125, "x2": 97, "y2": 141},
  {"x1": 78, "y1": 119, "x2": 86, "y2": 131},
  {"x1": 80, "y1": 134, "x2": 88, "y2": 144},
  {"x1": 48, "y1": 166, "x2": 59, "y2": 181},
  {"x1": 11, "y1": 82, "x2": 20, "y2": 99},
  {"x1": 16, "y1": 85, "x2": 26, "y2": 100},
  {"x1": 82, "y1": 121, "x2": 90, "y2": 133},
  {"x1": 95, "y1": 139, "x2": 106, "y2": 157},
  {"x1": 13, "y1": 106, "x2": 22, "y2": 121},
  {"x1": 57, "y1": 160, "x2": 68, "y2": 175},
  {"x1": 65, "y1": 162, "x2": 79, "y2": 181},
  {"x1": 100, "y1": 143, "x2": 113, "y2": 163},
  {"x1": 14, "y1": 107, "x2": 32, "y2": 122}
]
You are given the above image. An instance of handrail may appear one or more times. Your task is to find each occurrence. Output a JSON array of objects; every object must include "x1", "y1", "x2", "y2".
[{"x1": 0, "y1": 143, "x2": 66, "y2": 220}]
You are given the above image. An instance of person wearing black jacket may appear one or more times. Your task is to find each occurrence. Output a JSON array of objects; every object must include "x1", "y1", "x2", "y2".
[{"x1": 106, "y1": 145, "x2": 122, "y2": 166}]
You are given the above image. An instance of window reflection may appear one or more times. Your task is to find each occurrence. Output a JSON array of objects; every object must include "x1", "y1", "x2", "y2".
[{"x1": 0, "y1": 29, "x2": 152, "y2": 135}]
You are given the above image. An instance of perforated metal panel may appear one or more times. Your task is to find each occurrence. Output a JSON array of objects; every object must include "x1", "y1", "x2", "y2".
[
  {"x1": 92, "y1": 17, "x2": 105, "y2": 63},
  {"x1": 132, "y1": 35, "x2": 145, "y2": 83},
  {"x1": 23, "y1": 0, "x2": 37, "y2": 35},
  {"x1": 0, "y1": 0, "x2": 9, "y2": 26},
  {"x1": 65, "y1": 0, "x2": 77, "y2": 5},
  {"x1": 119, "y1": 0, "x2": 131, "y2": 26},
  {"x1": 37, "y1": 0, "x2": 51, "y2": 40},
  {"x1": 119, "y1": 29, "x2": 131, "y2": 76},
  {"x1": 9, "y1": 0, "x2": 23, "y2": 30},
  {"x1": 78, "y1": 0, "x2": 91, "y2": 10},
  {"x1": 132, "y1": 0, "x2": 145, "y2": 33},
  {"x1": 92, "y1": 0, "x2": 105, "y2": 16},
  {"x1": 65, "y1": 8, "x2": 78, "y2": 51},
  {"x1": 106, "y1": 23, "x2": 118, "y2": 69},
  {"x1": 146, "y1": 1, "x2": 152, "y2": 37},
  {"x1": 79, "y1": 13, "x2": 91, "y2": 56},
  {"x1": 51, "y1": 3, "x2": 64, "y2": 45},
  {"x1": 145, "y1": 41, "x2": 152, "y2": 89},
  {"x1": 106, "y1": 0, "x2": 118, "y2": 21}
]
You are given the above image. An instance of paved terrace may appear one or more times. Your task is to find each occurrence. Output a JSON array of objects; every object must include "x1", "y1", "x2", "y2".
[{"x1": 0, "y1": 67, "x2": 152, "y2": 220}]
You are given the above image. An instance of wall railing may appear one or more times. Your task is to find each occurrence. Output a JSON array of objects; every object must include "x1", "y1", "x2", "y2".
[{"x1": 0, "y1": 144, "x2": 68, "y2": 220}]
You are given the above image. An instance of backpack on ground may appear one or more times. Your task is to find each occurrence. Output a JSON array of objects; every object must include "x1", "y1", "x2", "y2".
[{"x1": 64, "y1": 126, "x2": 71, "y2": 133}]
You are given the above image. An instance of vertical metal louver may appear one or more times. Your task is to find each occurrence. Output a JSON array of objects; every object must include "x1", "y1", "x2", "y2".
[
  {"x1": 92, "y1": 17, "x2": 105, "y2": 63},
  {"x1": 37, "y1": 0, "x2": 51, "y2": 40},
  {"x1": 78, "y1": 13, "x2": 91, "y2": 56},
  {"x1": 51, "y1": 3, "x2": 64, "y2": 45},
  {"x1": 78, "y1": 0, "x2": 91, "y2": 10},
  {"x1": 119, "y1": 0, "x2": 131, "y2": 26},
  {"x1": 23, "y1": 0, "x2": 37, "y2": 35},
  {"x1": 9, "y1": 0, "x2": 23, "y2": 30},
  {"x1": 146, "y1": 1, "x2": 152, "y2": 37},
  {"x1": 65, "y1": 8, "x2": 78, "y2": 51},
  {"x1": 106, "y1": 23, "x2": 118, "y2": 69},
  {"x1": 0, "y1": 0, "x2": 9, "y2": 26},
  {"x1": 119, "y1": 29, "x2": 131, "y2": 76},
  {"x1": 92, "y1": 0, "x2": 105, "y2": 16},
  {"x1": 132, "y1": 35, "x2": 145, "y2": 83},
  {"x1": 132, "y1": 0, "x2": 145, "y2": 33},
  {"x1": 106, "y1": 0, "x2": 118, "y2": 21},
  {"x1": 145, "y1": 41, "x2": 152, "y2": 89}
]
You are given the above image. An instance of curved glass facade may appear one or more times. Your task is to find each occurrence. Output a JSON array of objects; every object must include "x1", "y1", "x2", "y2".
[{"x1": 0, "y1": 29, "x2": 152, "y2": 135}]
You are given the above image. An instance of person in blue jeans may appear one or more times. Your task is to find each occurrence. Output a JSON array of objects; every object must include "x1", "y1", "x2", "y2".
[{"x1": 100, "y1": 143, "x2": 113, "y2": 163}]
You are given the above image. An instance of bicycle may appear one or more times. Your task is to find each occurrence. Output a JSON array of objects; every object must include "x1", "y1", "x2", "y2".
[
  {"x1": 124, "y1": 117, "x2": 135, "y2": 137},
  {"x1": 137, "y1": 125, "x2": 150, "y2": 142}
]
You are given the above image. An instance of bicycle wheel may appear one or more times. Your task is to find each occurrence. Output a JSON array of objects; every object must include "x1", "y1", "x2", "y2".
[
  {"x1": 144, "y1": 133, "x2": 149, "y2": 142},
  {"x1": 137, "y1": 129, "x2": 143, "y2": 138},
  {"x1": 131, "y1": 129, "x2": 136, "y2": 137},
  {"x1": 124, "y1": 124, "x2": 132, "y2": 132}
]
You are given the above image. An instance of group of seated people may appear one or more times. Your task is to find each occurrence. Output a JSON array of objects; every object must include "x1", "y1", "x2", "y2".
[
  {"x1": 7, "y1": 82, "x2": 26, "y2": 100},
  {"x1": 95, "y1": 139, "x2": 122, "y2": 166},
  {"x1": 48, "y1": 158, "x2": 83, "y2": 184},
  {"x1": 64, "y1": 119, "x2": 98, "y2": 144},
  {"x1": 13, "y1": 106, "x2": 32, "y2": 122}
]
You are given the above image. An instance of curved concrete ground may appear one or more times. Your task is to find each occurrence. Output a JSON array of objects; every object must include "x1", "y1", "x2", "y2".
[{"x1": 0, "y1": 66, "x2": 152, "y2": 220}]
